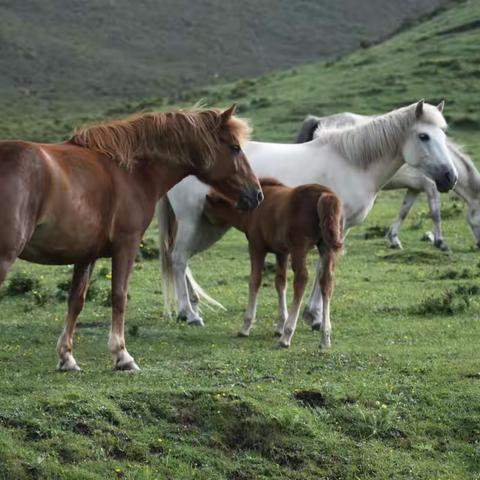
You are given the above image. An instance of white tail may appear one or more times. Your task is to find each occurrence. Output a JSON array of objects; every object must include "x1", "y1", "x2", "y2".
[{"x1": 157, "y1": 196, "x2": 226, "y2": 318}]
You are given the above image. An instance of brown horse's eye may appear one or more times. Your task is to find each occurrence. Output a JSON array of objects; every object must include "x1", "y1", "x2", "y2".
[{"x1": 231, "y1": 144, "x2": 241, "y2": 154}]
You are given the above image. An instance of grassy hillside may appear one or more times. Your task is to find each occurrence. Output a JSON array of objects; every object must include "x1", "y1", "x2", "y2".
[
  {"x1": 0, "y1": 0, "x2": 447, "y2": 135},
  {"x1": 1, "y1": 1, "x2": 480, "y2": 479}
]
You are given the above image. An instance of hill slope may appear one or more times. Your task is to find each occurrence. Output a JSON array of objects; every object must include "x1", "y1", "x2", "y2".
[{"x1": 0, "y1": 0, "x2": 447, "y2": 116}]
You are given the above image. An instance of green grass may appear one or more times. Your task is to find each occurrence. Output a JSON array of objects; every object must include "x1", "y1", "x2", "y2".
[{"x1": 1, "y1": 0, "x2": 480, "y2": 478}]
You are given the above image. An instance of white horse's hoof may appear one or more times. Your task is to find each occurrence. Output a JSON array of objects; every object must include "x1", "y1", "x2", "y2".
[
  {"x1": 278, "y1": 339, "x2": 291, "y2": 348},
  {"x1": 187, "y1": 317, "x2": 204, "y2": 327},
  {"x1": 422, "y1": 231, "x2": 435, "y2": 244},
  {"x1": 311, "y1": 322, "x2": 322, "y2": 332},
  {"x1": 115, "y1": 360, "x2": 140, "y2": 371},
  {"x1": 302, "y1": 307, "x2": 319, "y2": 326},
  {"x1": 237, "y1": 330, "x2": 250, "y2": 337},
  {"x1": 434, "y1": 239, "x2": 450, "y2": 252},
  {"x1": 177, "y1": 312, "x2": 188, "y2": 322},
  {"x1": 274, "y1": 330, "x2": 283, "y2": 337}
]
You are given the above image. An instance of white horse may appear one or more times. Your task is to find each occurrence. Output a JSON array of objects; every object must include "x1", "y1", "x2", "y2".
[
  {"x1": 297, "y1": 111, "x2": 480, "y2": 251},
  {"x1": 158, "y1": 101, "x2": 458, "y2": 334}
]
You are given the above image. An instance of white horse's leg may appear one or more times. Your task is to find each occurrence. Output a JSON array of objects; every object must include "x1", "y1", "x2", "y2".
[
  {"x1": 279, "y1": 248, "x2": 308, "y2": 348},
  {"x1": 172, "y1": 250, "x2": 204, "y2": 326},
  {"x1": 424, "y1": 181, "x2": 448, "y2": 251},
  {"x1": 274, "y1": 253, "x2": 288, "y2": 336},
  {"x1": 239, "y1": 247, "x2": 266, "y2": 337},
  {"x1": 386, "y1": 189, "x2": 419, "y2": 249},
  {"x1": 303, "y1": 259, "x2": 324, "y2": 328}
]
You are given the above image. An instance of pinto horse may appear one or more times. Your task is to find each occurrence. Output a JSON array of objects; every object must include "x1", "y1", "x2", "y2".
[
  {"x1": 0, "y1": 105, "x2": 262, "y2": 371},
  {"x1": 204, "y1": 178, "x2": 343, "y2": 348}
]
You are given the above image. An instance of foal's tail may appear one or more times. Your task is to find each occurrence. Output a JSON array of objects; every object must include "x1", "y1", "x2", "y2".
[
  {"x1": 157, "y1": 196, "x2": 178, "y2": 318},
  {"x1": 317, "y1": 193, "x2": 344, "y2": 252}
]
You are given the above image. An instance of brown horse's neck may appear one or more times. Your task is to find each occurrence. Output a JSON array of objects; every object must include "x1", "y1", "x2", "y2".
[{"x1": 138, "y1": 159, "x2": 193, "y2": 200}]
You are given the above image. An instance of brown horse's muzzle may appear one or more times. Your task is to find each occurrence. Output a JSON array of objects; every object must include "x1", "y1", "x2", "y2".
[{"x1": 237, "y1": 185, "x2": 264, "y2": 210}]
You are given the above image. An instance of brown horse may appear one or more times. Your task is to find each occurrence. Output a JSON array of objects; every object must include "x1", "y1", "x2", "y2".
[
  {"x1": 204, "y1": 177, "x2": 343, "y2": 348},
  {"x1": 0, "y1": 105, "x2": 262, "y2": 371}
]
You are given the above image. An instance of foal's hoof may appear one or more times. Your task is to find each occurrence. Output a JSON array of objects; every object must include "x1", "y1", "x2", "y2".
[
  {"x1": 187, "y1": 317, "x2": 205, "y2": 327},
  {"x1": 57, "y1": 360, "x2": 81, "y2": 372},
  {"x1": 115, "y1": 360, "x2": 140, "y2": 371},
  {"x1": 311, "y1": 323, "x2": 322, "y2": 332}
]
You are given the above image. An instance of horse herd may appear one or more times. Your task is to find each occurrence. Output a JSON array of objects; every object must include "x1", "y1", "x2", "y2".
[{"x1": 1, "y1": 100, "x2": 476, "y2": 371}]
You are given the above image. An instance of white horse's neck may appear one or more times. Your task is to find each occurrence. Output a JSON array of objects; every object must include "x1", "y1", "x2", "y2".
[{"x1": 312, "y1": 105, "x2": 414, "y2": 169}]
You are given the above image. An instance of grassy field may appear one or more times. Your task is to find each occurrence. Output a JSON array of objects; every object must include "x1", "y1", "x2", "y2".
[{"x1": 1, "y1": 0, "x2": 480, "y2": 478}]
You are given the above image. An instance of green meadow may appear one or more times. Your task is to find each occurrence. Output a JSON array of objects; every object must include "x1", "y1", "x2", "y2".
[{"x1": 1, "y1": 1, "x2": 479, "y2": 478}]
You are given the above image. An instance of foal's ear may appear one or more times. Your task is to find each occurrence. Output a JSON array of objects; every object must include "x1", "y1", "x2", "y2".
[
  {"x1": 220, "y1": 104, "x2": 237, "y2": 124},
  {"x1": 437, "y1": 100, "x2": 445, "y2": 113},
  {"x1": 415, "y1": 99, "x2": 424, "y2": 119}
]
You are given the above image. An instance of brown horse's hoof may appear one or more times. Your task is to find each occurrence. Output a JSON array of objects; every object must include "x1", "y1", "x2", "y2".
[
  {"x1": 115, "y1": 360, "x2": 140, "y2": 371},
  {"x1": 57, "y1": 357, "x2": 81, "y2": 372}
]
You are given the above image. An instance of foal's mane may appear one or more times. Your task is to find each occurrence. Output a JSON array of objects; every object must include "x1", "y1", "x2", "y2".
[
  {"x1": 313, "y1": 102, "x2": 447, "y2": 166},
  {"x1": 69, "y1": 107, "x2": 251, "y2": 170}
]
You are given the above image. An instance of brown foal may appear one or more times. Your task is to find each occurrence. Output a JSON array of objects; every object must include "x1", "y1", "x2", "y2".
[
  {"x1": 0, "y1": 105, "x2": 262, "y2": 371},
  {"x1": 205, "y1": 177, "x2": 343, "y2": 348}
]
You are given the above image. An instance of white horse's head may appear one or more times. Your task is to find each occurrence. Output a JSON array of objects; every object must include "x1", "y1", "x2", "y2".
[{"x1": 402, "y1": 100, "x2": 458, "y2": 192}]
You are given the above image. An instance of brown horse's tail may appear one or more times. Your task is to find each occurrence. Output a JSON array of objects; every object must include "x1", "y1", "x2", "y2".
[
  {"x1": 317, "y1": 193, "x2": 344, "y2": 252},
  {"x1": 157, "y1": 196, "x2": 178, "y2": 318}
]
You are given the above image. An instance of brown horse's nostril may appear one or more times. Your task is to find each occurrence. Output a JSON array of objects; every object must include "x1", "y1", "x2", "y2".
[{"x1": 256, "y1": 190, "x2": 264, "y2": 204}]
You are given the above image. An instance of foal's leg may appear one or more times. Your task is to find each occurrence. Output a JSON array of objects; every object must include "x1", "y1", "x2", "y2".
[
  {"x1": 57, "y1": 262, "x2": 96, "y2": 371},
  {"x1": 317, "y1": 249, "x2": 336, "y2": 349},
  {"x1": 279, "y1": 248, "x2": 308, "y2": 348},
  {"x1": 424, "y1": 181, "x2": 448, "y2": 251},
  {"x1": 274, "y1": 253, "x2": 288, "y2": 337},
  {"x1": 386, "y1": 189, "x2": 419, "y2": 249},
  {"x1": 238, "y1": 245, "x2": 266, "y2": 337},
  {"x1": 109, "y1": 238, "x2": 141, "y2": 371}
]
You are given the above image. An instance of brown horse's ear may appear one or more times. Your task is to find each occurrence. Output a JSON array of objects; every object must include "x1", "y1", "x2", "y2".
[
  {"x1": 415, "y1": 99, "x2": 424, "y2": 119},
  {"x1": 437, "y1": 100, "x2": 445, "y2": 113},
  {"x1": 220, "y1": 103, "x2": 237, "y2": 124}
]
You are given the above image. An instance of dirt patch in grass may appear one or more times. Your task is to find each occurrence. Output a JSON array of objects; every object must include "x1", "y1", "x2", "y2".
[{"x1": 293, "y1": 390, "x2": 327, "y2": 408}]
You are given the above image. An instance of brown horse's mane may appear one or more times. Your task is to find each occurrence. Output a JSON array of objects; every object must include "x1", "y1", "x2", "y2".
[
  {"x1": 69, "y1": 107, "x2": 251, "y2": 170},
  {"x1": 259, "y1": 177, "x2": 285, "y2": 188}
]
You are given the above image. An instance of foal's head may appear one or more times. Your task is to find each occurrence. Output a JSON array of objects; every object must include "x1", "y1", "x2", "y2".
[{"x1": 193, "y1": 105, "x2": 263, "y2": 210}]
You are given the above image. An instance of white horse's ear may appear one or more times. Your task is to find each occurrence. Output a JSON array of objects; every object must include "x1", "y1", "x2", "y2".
[
  {"x1": 437, "y1": 100, "x2": 445, "y2": 113},
  {"x1": 221, "y1": 103, "x2": 237, "y2": 123},
  {"x1": 415, "y1": 100, "x2": 425, "y2": 119}
]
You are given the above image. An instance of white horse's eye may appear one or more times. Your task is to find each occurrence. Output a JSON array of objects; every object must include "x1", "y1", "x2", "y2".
[{"x1": 418, "y1": 133, "x2": 430, "y2": 142}]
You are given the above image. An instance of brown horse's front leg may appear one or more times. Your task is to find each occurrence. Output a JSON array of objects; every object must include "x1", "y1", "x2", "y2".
[
  {"x1": 57, "y1": 261, "x2": 96, "y2": 371},
  {"x1": 109, "y1": 237, "x2": 141, "y2": 371}
]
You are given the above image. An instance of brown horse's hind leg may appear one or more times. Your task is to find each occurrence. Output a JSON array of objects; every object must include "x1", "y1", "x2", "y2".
[
  {"x1": 57, "y1": 262, "x2": 96, "y2": 371},
  {"x1": 109, "y1": 237, "x2": 141, "y2": 371},
  {"x1": 274, "y1": 253, "x2": 288, "y2": 337},
  {"x1": 279, "y1": 247, "x2": 308, "y2": 348}
]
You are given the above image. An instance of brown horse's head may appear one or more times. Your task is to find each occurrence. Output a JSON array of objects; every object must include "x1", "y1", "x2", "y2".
[{"x1": 194, "y1": 105, "x2": 263, "y2": 211}]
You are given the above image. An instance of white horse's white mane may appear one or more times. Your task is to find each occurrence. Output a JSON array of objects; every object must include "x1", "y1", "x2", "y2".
[{"x1": 313, "y1": 102, "x2": 447, "y2": 166}]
